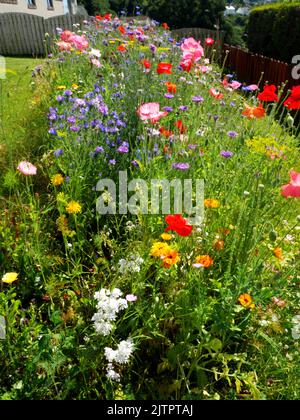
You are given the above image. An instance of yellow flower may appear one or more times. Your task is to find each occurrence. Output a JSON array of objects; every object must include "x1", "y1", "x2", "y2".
[
  {"x1": 238, "y1": 293, "x2": 255, "y2": 309},
  {"x1": 57, "y1": 85, "x2": 66, "y2": 90},
  {"x1": 150, "y1": 242, "x2": 171, "y2": 258},
  {"x1": 51, "y1": 173, "x2": 64, "y2": 186},
  {"x1": 66, "y1": 201, "x2": 82, "y2": 214},
  {"x1": 2, "y1": 272, "x2": 18, "y2": 284},
  {"x1": 161, "y1": 233, "x2": 173, "y2": 241},
  {"x1": 204, "y1": 199, "x2": 220, "y2": 208},
  {"x1": 72, "y1": 84, "x2": 79, "y2": 90}
]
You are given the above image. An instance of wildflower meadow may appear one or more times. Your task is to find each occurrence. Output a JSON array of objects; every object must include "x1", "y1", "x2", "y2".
[{"x1": 0, "y1": 14, "x2": 299, "y2": 401}]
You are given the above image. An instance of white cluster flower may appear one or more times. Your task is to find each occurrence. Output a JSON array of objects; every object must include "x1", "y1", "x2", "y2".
[
  {"x1": 118, "y1": 255, "x2": 144, "y2": 274},
  {"x1": 291, "y1": 315, "x2": 300, "y2": 340},
  {"x1": 105, "y1": 339, "x2": 135, "y2": 381},
  {"x1": 92, "y1": 288, "x2": 128, "y2": 336},
  {"x1": 106, "y1": 363, "x2": 121, "y2": 382}
]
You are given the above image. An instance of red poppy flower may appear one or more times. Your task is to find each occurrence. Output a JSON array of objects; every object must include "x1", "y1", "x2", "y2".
[
  {"x1": 104, "y1": 13, "x2": 112, "y2": 20},
  {"x1": 180, "y1": 58, "x2": 193, "y2": 72},
  {"x1": 165, "y1": 214, "x2": 193, "y2": 237},
  {"x1": 205, "y1": 37, "x2": 215, "y2": 46},
  {"x1": 141, "y1": 59, "x2": 151, "y2": 69},
  {"x1": 258, "y1": 84, "x2": 278, "y2": 102},
  {"x1": 165, "y1": 82, "x2": 177, "y2": 94},
  {"x1": 162, "y1": 22, "x2": 170, "y2": 30},
  {"x1": 209, "y1": 88, "x2": 224, "y2": 100},
  {"x1": 117, "y1": 45, "x2": 127, "y2": 52},
  {"x1": 157, "y1": 62, "x2": 173, "y2": 74},
  {"x1": 95, "y1": 15, "x2": 104, "y2": 21},
  {"x1": 284, "y1": 86, "x2": 300, "y2": 110},
  {"x1": 159, "y1": 127, "x2": 173, "y2": 138},
  {"x1": 118, "y1": 26, "x2": 126, "y2": 35},
  {"x1": 175, "y1": 120, "x2": 187, "y2": 134}
]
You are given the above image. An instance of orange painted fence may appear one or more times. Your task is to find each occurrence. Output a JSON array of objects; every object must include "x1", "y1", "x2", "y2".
[{"x1": 223, "y1": 44, "x2": 298, "y2": 90}]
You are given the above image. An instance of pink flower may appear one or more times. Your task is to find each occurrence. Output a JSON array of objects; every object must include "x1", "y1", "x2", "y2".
[
  {"x1": 209, "y1": 88, "x2": 224, "y2": 100},
  {"x1": 137, "y1": 103, "x2": 168, "y2": 124},
  {"x1": 56, "y1": 41, "x2": 72, "y2": 51},
  {"x1": 126, "y1": 294, "x2": 138, "y2": 302},
  {"x1": 181, "y1": 37, "x2": 204, "y2": 62},
  {"x1": 60, "y1": 30, "x2": 73, "y2": 42},
  {"x1": 91, "y1": 58, "x2": 101, "y2": 68},
  {"x1": 17, "y1": 161, "x2": 37, "y2": 176},
  {"x1": 69, "y1": 34, "x2": 89, "y2": 51},
  {"x1": 281, "y1": 171, "x2": 300, "y2": 198}
]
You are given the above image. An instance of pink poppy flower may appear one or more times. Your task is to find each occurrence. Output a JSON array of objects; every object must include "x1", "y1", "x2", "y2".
[
  {"x1": 17, "y1": 161, "x2": 37, "y2": 176},
  {"x1": 60, "y1": 30, "x2": 73, "y2": 42},
  {"x1": 137, "y1": 103, "x2": 168, "y2": 124},
  {"x1": 281, "y1": 171, "x2": 300, "y2": 198},
  {"x1": 181, "y1": 37, "x2": 204, "y2": 62},
  {"x1": 209, "y1": 88, "x2": 224, "y2": 100},
  {"x1": 91, "y1": 58, "x2": 101, "y2": 68},
  {"x1": 69, "y1": 34, "x2": 89, "y2": 51},
  {"x1": 56, "y1": 41, "x2": 72, "y2": 51}
]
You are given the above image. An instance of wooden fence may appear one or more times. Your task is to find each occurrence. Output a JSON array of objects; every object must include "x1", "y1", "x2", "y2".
[
  {"x1": 0, "y1": 13, "x2": 88, "y2": 56},
  {"x1": 223, "y1": 44, "x2": 296, "y2": 89}
]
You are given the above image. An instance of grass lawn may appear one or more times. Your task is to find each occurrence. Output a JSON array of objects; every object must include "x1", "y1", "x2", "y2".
[{"x1": 0, "y1": 57, "x2": 45, "y2": 169}]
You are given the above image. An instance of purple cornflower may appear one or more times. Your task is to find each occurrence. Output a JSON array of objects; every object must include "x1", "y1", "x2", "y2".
[
  {"x1": 54, "y1": 148, "x2": 64, "y2": 157},
  {"x1": 56, "y1": 95, "x2": 64, "y2": 103},
  {"x1": 164, "y1": 93, "x2": 174, "y2": 99},
  {"x1": 192, "y1": 96, "x2": 204, "y2": 103},
  {"x1": 230, "y1": 101, "x2": 236, "y2": 107},
  {"x1": 188, "y1": 144, "x2": 198, "y2": 150},
  {"x1": 220, "y1": 151, "x2": 234, "y2": 158},
  {"x1": 63, "y1": 90, "x2": 72, "y2": 96},
  {"x1": 109, "y1": 159, "x2": 116, "y2": 165},
  {"x1": 172, "y1": 162, "x2": 190, "y2": 170},
  {"x1": 95, "y1": 146, "x2": 104, "y2": 154},
  {"x1": 49, "y1": 128, "x2": 57, "y2": 135},
  {"x1": 163, "y1": 106, "x2": 173, "y2": 112},
  {"x1": 179, "y1": 105, "x2": 189, "y2": 111},
  {"x1": 228, "y1": 131, "x2": 238, "y2": 138},
  {"x1": 131, "y1": 160, "x2": 139, "y2": 167},
  {"x1": 117, "y1": 143, "x2": 129, "y2": 153}
]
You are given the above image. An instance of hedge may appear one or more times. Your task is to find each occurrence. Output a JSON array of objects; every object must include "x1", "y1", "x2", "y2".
[{"x1": 247, "y1": 2, "x2": 300, "y2": 63}]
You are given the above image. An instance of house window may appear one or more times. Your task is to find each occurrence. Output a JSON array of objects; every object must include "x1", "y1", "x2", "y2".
[
  {"x1": 27, "y1": 0, "x2": 36, "y2": 9},
  {"x1": 47, "y1": 0, "x2": 54, "y2": 10}
]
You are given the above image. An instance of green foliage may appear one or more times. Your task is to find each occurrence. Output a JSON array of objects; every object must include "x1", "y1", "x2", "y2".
[
  {"x1": 77, "y1": 0, "x2": 111, "y2": 15},
  {"x1": 109, "y1": 0, "x2": 226, "y2": 29},
  {"x1": 247, "y1": 2, "x2": 300, "y2": 62}
]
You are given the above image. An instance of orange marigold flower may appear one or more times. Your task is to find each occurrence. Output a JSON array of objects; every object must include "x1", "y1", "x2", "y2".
[
  {"x1": 238, "y1": 293, "x2": 255, "y2": 309},
  {"x1": 242, "y1": 103, "x2": 266, "y2": 119},
  {"x1": 163, "y1": 249, "x2": 180, "y2": 268},
  {"x1": 204, "y1": 199, "x2": 220, "y2": 208},
  {"x1": 195, "y1": 255, "x2": 214, "y2": 268},
  {"x1": 273, "y1": 247, "x2": 283, "y2": 260}
]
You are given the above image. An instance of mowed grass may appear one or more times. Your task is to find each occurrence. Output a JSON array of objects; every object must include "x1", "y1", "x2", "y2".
[{"x1": 0, "y1": 57, "x2": 45, "y2": 170}]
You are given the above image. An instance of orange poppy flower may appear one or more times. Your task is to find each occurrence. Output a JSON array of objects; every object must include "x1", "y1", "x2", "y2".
[
  {"x1": 162, "y1": 22, "x2": 170, "y2": 30},
  {"x1": 165, "y1": 82, "x2": 177, "y2": 94},
  {"x1": 242, "y1": 103, "x2": 266, "y2": 119}
]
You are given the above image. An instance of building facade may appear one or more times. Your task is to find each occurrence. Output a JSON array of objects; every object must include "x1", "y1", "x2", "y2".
[{"x1": 0, "y1": 0, "x2": 77, "y2": 17}]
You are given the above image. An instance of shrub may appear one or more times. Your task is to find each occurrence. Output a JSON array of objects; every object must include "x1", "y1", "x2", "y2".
[{"x1": 247, "y1": 2, "x2": 300, "y2": 62}]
